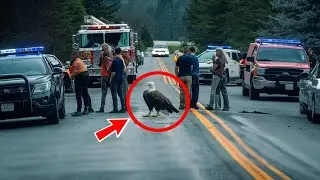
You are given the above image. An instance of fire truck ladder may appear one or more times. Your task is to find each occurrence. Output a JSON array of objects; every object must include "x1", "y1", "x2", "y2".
[{"x1": 84, "y1": 15, "x2": 108, "y2": 25}]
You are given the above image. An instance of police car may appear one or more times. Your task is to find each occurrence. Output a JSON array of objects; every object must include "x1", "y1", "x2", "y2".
[
  {"x1": 242, "y1": 38, "x2": 310, "y2": 100},
  {"x1": 0, "y1": 47, "x2": 66, "y2": 124},
  {"x1": 197, "y1": 45, "x2": 242, "y2": 85}
]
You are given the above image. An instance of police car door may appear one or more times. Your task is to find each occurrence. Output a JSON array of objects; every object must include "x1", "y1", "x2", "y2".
[{"x1": 225, "y1": 52, "x2": 240, "y2": 80}]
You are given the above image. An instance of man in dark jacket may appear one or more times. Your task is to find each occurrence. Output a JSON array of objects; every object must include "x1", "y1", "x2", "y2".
[{"x1": 308, "y1": 48, "x2": 319, "y2": 69}]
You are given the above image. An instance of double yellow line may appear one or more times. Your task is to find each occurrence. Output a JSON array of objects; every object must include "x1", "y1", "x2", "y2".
[{"x1": 156, "y1": 57, "x2": 290, "y2": 180}]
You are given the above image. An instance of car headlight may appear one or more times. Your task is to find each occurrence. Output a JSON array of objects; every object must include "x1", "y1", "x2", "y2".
[
  {"x1": 303, "y1": 69, "x2": 310, "y2": 73},
  {"x1": 33, "y1": 82, "x2": 51, "y2": 94},
  {"x1": 256, "y1": 67, "x2": 265, "y2": 75}
]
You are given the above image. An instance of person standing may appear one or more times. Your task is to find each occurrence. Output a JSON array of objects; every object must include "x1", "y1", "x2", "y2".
[
  {"x1": 121, "y1": 50, "x2": 131, "y2": 107},
  {"x1": 82, "y1": 51, "x2": 95, "y2": 113},
  {"x1": 70, "y1": 50, "x2": 91, "y2": 116},
  {"x1": 189, "y1": 47, "x2": 200, "y2": 109},
  {"x1": 109, "y1": 47, "x2": 126, "y2": 113},
  {"x1": 308, "y1": 48, "x2": 319, "y2": 69},
  {"x1": 96, "y1": 44, "x2": 113, "y2": 113},
  {"x1": 205, "y1": 48, "x2": 228, "y2": 110},
  {"x1": 175, "y1": 47, "x2": 194, "y2": 109}
]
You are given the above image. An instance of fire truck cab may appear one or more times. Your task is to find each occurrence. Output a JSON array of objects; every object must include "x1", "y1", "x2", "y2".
[
  {"x1": 242, "y1": 38, "x2": 310, "y2": 100},
  {"x1": 72, "y1": 15, "x2": 139, "y2": 85}
]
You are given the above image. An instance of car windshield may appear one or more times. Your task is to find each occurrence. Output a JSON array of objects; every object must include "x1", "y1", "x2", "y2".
[
  {"x1": 198, "y1": 51, "x2": 215, "y2": 63},
  {"x1": 0, "y1": 57, "x2": 48, "y2": 76},
  {"x1": 105, "y1": 32, "x2": 130, "y2": 47},
  {"x1": 80, "y1": 33, "x2": 104, "y2": 48},
  {"x1": 153, "y1": 44, "x2": 167, "y2": 48},
  {"x1": 257, "y1": 47, "x2": 308, "y2": 63}
]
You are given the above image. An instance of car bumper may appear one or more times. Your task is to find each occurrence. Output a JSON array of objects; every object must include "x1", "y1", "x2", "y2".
[
  {"x1": 252, "y1": 76, "x2": 299, "y2": 94},
  {"x1": 199, "y1": 73, "x2": 212, "y2": 83},
  {"x1": 152, "y1": 52, "x2": 169, "y2": 56},
  {"x1": 0, "y1": 94, "x2": 55, "y2": 120}
]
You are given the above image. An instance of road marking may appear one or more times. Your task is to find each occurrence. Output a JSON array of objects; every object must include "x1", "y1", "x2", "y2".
[
  {"x1": 192, "y1": 109, "x2": 272, "y2": 179},
  {"x1": 157, "y1": 58, "x2": 291, "y2": 180},
  {"x1": 156, "y1": 58, "x2": 168, "y2": 84},
  {"x1": 157, "y1": 59, "x2": 177, "y2": 86}
]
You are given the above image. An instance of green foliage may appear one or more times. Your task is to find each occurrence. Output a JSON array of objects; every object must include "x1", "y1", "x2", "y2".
[
  {"x1": 83, "y1": 0, "x2": 120, "y2": 22},
  {"x1": 140, "y1": 26, "x2": 154, "y2": 48},
  {"x1": 184, "y1": 0, "x2": 272, "y2": 51},
  {"x1": 168, "y1": 45, "x2": 181, "y2": 54}
]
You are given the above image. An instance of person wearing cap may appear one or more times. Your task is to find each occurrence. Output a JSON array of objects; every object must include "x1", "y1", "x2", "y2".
[
  {"x1": 109, "y1": 47, "x2": 126, "y2": 113},
  {"x1": 96, "y1": 43, "x2": 113, "y2": 113},
  {"x1": 70, "y1": 50, "x2": 91, "y2": 116}
]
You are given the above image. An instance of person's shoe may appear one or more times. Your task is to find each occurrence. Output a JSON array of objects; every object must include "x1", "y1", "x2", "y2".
[
  {"x1": 215, "y1": 107, "x2": 221, "y2": 110},
  {"x1": 222, "y1": 108, "x2": 229, "y2": 111},
  {"x1": 96, "y1": 108, "x2": 104, "y2": 113},
  {"x1": 89, "y1": 108, "x2": 94, "y2": 113},
  {"x1": 82, "y1": 108, "x2": 89, "y2": 115},
  {"x1": 109, "y1": 110, "x2": 118, "y2": 113},
  {"x1": 191, "y1": 104, "x2": 199, "y2": 109},
  {"x1": 118, "y1": 108, "x2": 126, "y2": 113},
  {"x1": 179, "y1": 106, "x2": 185, "y2": 110},
  {"x1": 71, "y1": 111, "x2": 82, "y2": 117},
  {"x1": 205, "y1": 105, "x2": 214, "y2": 110}
]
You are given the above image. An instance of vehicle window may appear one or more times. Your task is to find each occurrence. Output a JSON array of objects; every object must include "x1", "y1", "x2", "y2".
[
  {"x1": 198, "y1": 51, "x2": 215, "y2": 63},
  {"x1": 80, "y1": 33, "x2": 104, "y2": 48},
  {"x1": 232, "y1": 52, "x2": 240, "y2": 62},
  {"x1": 256, "y1": 47, "x2": 307, "y2": 63},
  {"x1": 0, "y1": 57, "x2": 48, "y2": 76},
  {"x1": 105, "y1": 32, "x2": 130, "y2": 47},
  {"x1": 226, "y1": 52, "x2": 231, "y2": 57},
  {"x1": 153, "y1": 44, "x2": 168, "y2": 48},
  {"x1": 47, "y1": 56, "x2": 62, "y2": 68}
]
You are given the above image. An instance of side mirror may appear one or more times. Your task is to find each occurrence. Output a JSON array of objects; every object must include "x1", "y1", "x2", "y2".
[
  {"x1": 134, "y1": 33, "x2": 138, "y2": 44},
  {"x1": 247, "y1": 56, "x2": 254, "y2": 62},
  {"x1": 52, "y1": 67, "x2": 63, "y2": 75},
  {"x1": 300, "y1": 72, "x2": 309, "y2": 79},
  {"x1": 72, "y1": 43, "x2": 79, "y2": 50}
]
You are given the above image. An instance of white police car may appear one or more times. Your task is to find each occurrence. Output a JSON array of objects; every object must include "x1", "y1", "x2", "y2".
[
  {"x1": 197, "y1": 45, "x2": 242, "y2": 85},
  {"x1": 0, "y1": 47, "x2": 66, "y2": 124}
]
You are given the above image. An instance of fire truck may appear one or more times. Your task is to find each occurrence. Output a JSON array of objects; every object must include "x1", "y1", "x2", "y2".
[{"x1": 72, "y1": 15, "x2": 139, "y2": 84}]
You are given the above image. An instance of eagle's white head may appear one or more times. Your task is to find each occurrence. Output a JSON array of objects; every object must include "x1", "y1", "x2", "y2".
[{"x1": 146, "y1": 81, "x2": 156, "y2": 91}]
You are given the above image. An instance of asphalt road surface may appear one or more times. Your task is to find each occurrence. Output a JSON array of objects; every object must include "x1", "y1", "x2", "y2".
[{"x1": 0, "y1": 55, "x2": 320, "y2": 180}]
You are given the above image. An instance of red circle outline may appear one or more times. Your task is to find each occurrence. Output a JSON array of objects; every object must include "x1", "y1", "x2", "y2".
[{"x1": 126, "y1": 71, "x2": 190, "y2": 133}]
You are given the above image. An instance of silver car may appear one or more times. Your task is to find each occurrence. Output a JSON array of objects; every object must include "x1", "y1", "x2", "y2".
[{"x1": 299, "y1": 63, "x2": 320, "y2": 123}]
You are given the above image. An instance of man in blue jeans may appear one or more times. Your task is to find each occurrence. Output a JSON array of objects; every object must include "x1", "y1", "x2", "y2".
[
  {"x1": 189, "y1": 47, "x2": 200, "y2": 109},
  {"x1": 109, "y1": 47, "x2": 126, "y2": 113}
]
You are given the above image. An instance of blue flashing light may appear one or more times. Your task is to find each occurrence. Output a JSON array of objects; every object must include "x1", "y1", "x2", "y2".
[
  {"x1": 0, "y1": 46, "x2": 44, "y2": 55},
  {"x1": 207, "y1": 45, "x2": 232, "y2": 50},
  {"x1": 255, "y1": 38, "x2": 302, "y2": 46}
]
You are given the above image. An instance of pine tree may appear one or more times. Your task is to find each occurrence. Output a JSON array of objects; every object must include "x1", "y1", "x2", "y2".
[{"x1": 140, "y1": 26, "x2": 154, "y2": 47}]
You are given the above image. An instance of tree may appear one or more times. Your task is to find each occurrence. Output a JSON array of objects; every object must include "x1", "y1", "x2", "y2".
[
  {"x1": 84, "y1": 0, "x2": 120, "y2": 22},
  {"x1": 259, "y1": 0, "x2": 320, "y2": 48},
  {"x1": 140, "y1": 26, "x2": 154, "y2": 48}
]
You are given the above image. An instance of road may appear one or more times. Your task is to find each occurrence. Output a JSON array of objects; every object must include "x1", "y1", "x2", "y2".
[{"x1": 0, "y1": 55, "x2": 320, "y2": 180}]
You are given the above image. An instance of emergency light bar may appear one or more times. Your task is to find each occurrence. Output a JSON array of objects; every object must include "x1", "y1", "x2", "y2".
[
  {"x1": 0, "y1": 46, "x2": 44, "y2": 55},
  {"x1": 207, "y1": 45, "x2": 232, "y2": 49},
  {"x1": 255, "y1": 38, "x2": 302, "y2": 46},
  {"x1": 81, "y1": 24, "x2": 130, "y2": 30}
]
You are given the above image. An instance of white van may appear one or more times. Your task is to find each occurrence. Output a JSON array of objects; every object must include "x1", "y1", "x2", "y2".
[{"x1": 197, "y1": 46, "x2": 242, "y2": 85}]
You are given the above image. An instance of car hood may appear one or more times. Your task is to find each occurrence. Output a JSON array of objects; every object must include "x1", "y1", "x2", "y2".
[
  {"x1": 257, "y1": 61, "x2": 310, "y2": 69},
  {"x1": 0, "y1": 75, "x2": 50, "y2": 86},
  {"x1": 199, "y1": 62, "x2": 212, "y2": 68},
  {"x1": 152, "y1": 48, "x2": 169, "y2": 51}
]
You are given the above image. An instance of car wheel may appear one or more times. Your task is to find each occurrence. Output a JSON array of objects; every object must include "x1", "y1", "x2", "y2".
[
  {"x1": 299, "y1": 101, "x2": 307, "y2": 114},
  {"x1": 58, "y1": 98, "x2": 66, "y2": 119},
  {"x1": 311, "y1": 99, "x2": 320, "y2": 123},
  {"x1": 47, "y1": 98, "x2": 60, "y2": 125},
  {"x1": 249, "y1": 80, "x2": 259, "y2": 100}
]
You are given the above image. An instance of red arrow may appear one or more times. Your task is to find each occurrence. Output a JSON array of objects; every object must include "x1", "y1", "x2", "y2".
[{"x1": 94, "y1": 118, "x2": 130, "y2": 142}]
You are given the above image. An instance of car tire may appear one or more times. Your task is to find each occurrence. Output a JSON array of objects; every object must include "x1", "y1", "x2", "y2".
[
  {"x1": 127, "y1": 75, "x2": 136, "y2": 84},
  {"x1": 47, "y1": 98, "x2": 60, "y2": 125},
  {"x1": 58, "y1": 98, "x2": 66, "y2": 119},
  {"x1": 249, "y1": 80, "x2": 259, "y2": 100},
  {"x1": 310, "y1": 99, "x2": 320, "y2": 123},
  {"x1": 299, "y1": 101, "x2": 307, "y2": 115}
]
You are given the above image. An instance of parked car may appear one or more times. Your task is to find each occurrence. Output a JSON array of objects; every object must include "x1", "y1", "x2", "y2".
[{"x1": 299, "y1": 63, "x2": 320, "y2": 123}]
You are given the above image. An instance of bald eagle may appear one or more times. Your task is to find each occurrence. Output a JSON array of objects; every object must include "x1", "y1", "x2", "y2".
[{"x1": 142, "y1": 82, "x2": 179, "y2": 117}]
